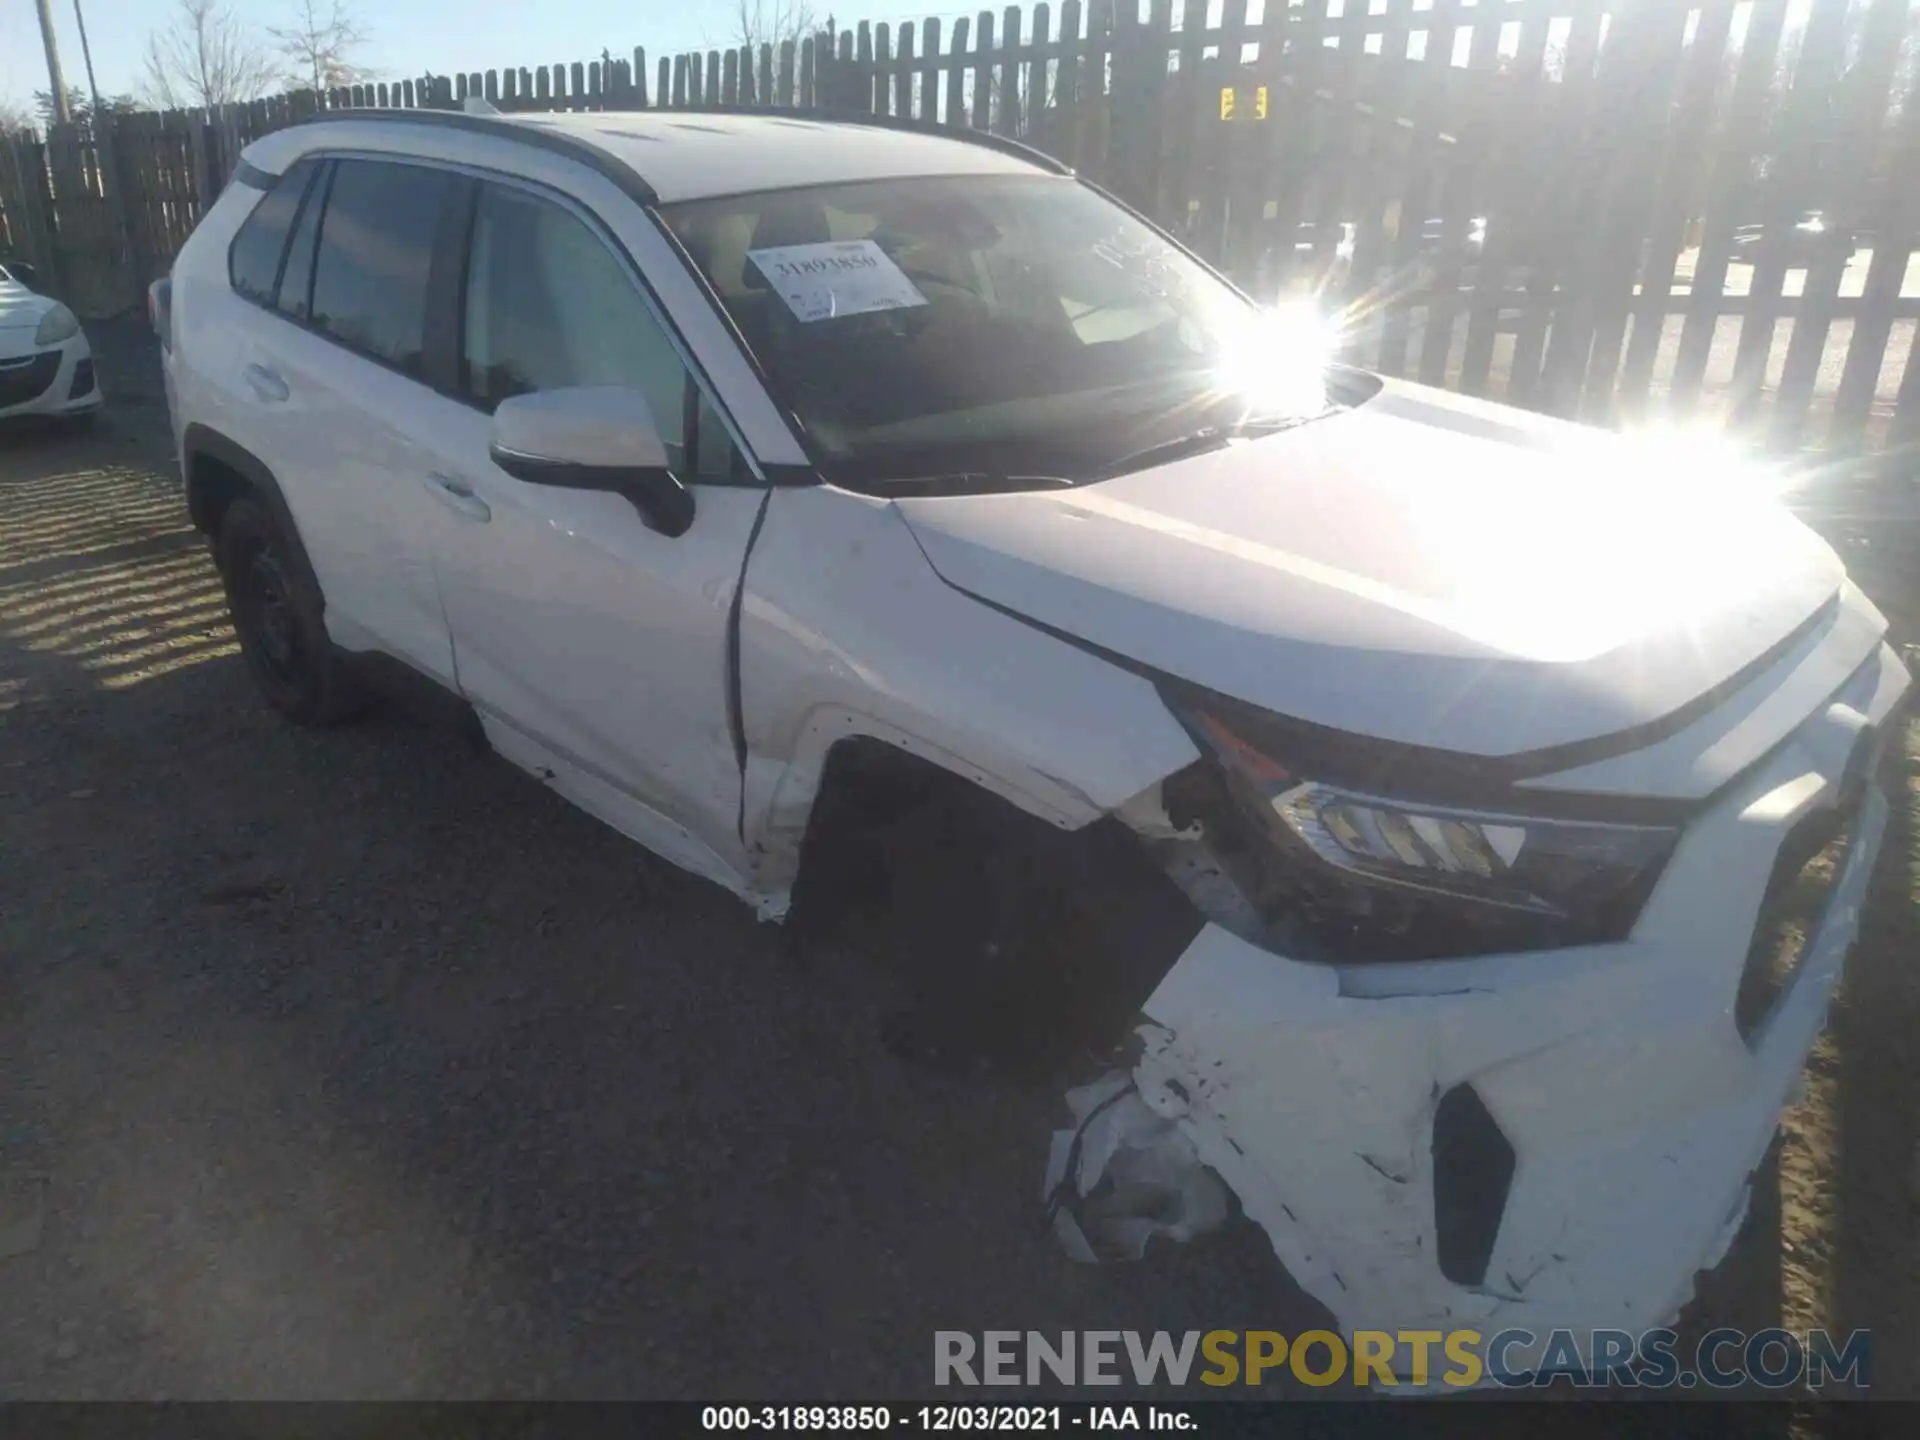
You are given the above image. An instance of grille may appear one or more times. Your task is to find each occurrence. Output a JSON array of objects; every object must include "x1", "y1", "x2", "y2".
[{"x1": 0, "y1": 351, "x2": 61, "y2": 408}]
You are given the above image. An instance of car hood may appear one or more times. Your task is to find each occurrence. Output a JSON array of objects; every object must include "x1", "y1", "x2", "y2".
[
  {"x1": 0, "y1": 280, "x2": 53, "y2": 331},
  {"x1": 893, "y1": 378, "x2": 1846, "y2": 760}
]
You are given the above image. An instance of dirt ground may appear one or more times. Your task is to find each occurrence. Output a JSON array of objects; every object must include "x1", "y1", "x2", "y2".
[{"x1": 1, "y1": 324, "x2": 1917, "y2": 1407}]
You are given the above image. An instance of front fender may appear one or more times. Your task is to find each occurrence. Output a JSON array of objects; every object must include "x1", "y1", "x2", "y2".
[{"x1": 736, "y1": 486, "x2": 1199, "y2": 909}]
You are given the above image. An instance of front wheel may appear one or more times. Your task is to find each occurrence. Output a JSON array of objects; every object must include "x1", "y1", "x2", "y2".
[{"x1": 216, "y1": 496, "x2": 360, "y2": 726}]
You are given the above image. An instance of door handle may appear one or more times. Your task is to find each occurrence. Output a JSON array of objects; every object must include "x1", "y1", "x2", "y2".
[
  {"x1": 243, "y1": 362, "x2": 289, "y2": 403},
  {"x1": 423, "y1": 472, "x2": 492, "y2": 523}
]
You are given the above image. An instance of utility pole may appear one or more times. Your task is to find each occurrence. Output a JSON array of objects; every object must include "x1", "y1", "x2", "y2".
[
  {"x1": 34, "y1": 0, "x2": 73, "y2": 124},
  {"x1": 68, "y1": 0, "x2": 136, "y2": 291},
  {"x1": 72, "y1": 0, "x2": 106, "y2": 120}
]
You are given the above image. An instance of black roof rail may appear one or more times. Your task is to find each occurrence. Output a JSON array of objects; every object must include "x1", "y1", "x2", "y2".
[{"x1": 282, "y1": 103, "x2": 1071, "y2": 204}]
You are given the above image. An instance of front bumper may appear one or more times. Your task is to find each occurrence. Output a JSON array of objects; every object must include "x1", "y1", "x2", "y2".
[
  {"x1": 0, "y1": 332, "x2": 102, "y2": 420},
  {"x1": 1129, "y1": 642, "x2": 1909, "y2": 1370}
]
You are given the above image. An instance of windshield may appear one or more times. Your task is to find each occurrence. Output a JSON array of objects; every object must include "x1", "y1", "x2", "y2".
[{"x1": 659, "y1": 175, "x2": 1352, "y2": 490}]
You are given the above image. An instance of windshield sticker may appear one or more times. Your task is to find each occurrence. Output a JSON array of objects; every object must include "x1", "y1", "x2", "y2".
[{"x1": 747, "y1": 240, "x2": 929, "y2": 323}]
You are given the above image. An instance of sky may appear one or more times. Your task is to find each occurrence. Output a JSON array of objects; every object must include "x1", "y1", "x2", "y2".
[
  {"x1": 1, "y1": 0, "x2": 942, "y2": 113},
  {"x1": 3, "y1": 0, "x2": 1824, "y2": 117}
]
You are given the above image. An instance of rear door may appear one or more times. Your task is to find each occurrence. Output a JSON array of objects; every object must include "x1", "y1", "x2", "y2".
[{"x1": 238, "y1": 156, "x2": 469, "y2": 683}]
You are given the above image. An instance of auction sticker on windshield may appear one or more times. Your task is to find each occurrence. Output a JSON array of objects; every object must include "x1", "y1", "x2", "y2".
[{"x1": 747, "y1": 239, "x2": 929, "y2": 322}]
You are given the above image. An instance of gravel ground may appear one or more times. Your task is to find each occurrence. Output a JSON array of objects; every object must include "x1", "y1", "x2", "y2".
[{"x1": 1, "y1": 324, "x2": 1916, "y2": 1405}]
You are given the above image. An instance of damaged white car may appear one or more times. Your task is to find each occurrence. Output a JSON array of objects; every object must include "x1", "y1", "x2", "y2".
[{"x1": 157, "y1": 109, "x2": 1910, "y2": 1370}]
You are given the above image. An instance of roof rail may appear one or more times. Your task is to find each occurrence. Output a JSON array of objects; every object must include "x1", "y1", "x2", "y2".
[
  {"x1": 289, "y1": 106, "x2": 661, "y2": 205},
  {"x1": 291, "y1": 103, "x2": 1072, "y2": 194},
  {"x1": 641, "y1": 105, "x2": 1074, "y2": 176}
]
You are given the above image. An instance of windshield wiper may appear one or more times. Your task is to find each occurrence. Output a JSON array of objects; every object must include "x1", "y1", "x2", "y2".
[
  {"x1": 1098, "y1": 407, "x2": 1351, "y2": 485},
  {"x1": 1093, "y1": 411, "x2": 1337, "y2": 482},
  {"x1": 1093, "y1": 428, "x2": 1234, "y2": 481},
  {"x1": 879, "y1": 472, "x2": 1077, "y2": 496}
]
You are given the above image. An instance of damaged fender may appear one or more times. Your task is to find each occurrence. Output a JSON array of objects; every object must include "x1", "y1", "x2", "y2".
[{"x1": 735, "y1": 487, "x2": 1199, "y2": 911}]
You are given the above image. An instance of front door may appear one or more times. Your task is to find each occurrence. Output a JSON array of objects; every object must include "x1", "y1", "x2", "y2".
[{"x1": 409, "y1": 178, "x2": 768, "y2": 888}]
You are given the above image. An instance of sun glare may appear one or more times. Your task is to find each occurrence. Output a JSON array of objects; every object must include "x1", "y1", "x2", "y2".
[
  {"x1": 1213, "y1": 300, "x2": 1345, "y2": 414},
  {"x1": 1613, "y1": 420, "x2": 1790, "y2": 502}
]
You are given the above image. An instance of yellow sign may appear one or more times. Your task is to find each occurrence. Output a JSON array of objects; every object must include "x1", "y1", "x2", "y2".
[{"x1": 1220, "y1": 85, "x2": 1270, "y2": 122}]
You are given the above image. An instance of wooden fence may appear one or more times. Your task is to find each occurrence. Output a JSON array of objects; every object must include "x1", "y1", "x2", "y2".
[{"x1": 3, "y1": 0, "x2": 1919, "y2": 458}]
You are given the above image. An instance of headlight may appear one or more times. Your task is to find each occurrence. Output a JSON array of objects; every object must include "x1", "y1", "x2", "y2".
[
  {"x1": 1187, "y1": 708, "x2": 1677, "y2": 923},
  {"x1": 35, "y1": 304, "x2": 80, "y2": 347}
]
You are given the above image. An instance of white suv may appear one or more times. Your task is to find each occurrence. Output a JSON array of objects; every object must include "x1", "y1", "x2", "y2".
[{"x1": 157, "y1": 109, "x2": 1908, "y2": 1371}]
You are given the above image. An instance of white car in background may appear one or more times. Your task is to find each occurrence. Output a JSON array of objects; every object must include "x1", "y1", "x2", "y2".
[
  {"x1": 0, "y1": 261, "x2": 103, "y2": 423},
  {"x1": 153, "y1": 109, "x2": 1909, "y2": 1381}
]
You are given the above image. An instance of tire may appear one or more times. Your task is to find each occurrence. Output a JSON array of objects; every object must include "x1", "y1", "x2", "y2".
[
  {"x1": 216, "y1": 496, "x2": 360, "y2": 725},
  {"x1": 875, "y1": 795, "x2": 1200, "y2": 1076}
]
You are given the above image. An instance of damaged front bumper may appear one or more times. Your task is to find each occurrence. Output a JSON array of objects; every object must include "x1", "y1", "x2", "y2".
[{"x1": 1115, "y1": 665, "x2": 1908, "y2": 1375}]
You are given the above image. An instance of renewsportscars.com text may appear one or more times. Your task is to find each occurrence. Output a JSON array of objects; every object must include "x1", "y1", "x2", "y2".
[{"x1": 934, "y1": 1328, "x2": 1871, "y2": 1390}]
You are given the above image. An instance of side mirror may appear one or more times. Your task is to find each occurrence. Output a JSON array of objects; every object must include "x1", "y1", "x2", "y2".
[{"x1": 488, "y1": 386, "x2": 695, "y2": 538}]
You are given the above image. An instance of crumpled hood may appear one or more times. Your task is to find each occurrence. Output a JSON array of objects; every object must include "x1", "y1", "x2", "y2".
[
  {"x1": 894, "y1": 378, "x2": 1846, "y2": 760},
  {"x1": 0, "y1": 279, "x2": 53, "y2": 331}
]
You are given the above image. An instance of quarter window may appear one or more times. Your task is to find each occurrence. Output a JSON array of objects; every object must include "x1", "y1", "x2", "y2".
[
  {"x1": 461, "y1": 183, "x2": 736, "y2": 478},
  {"x1": 276, "y1": 162, "x2": 331, "y2": 322},
  {"x1": 309, "y1": 159, "x2": 462, "y2": 379},
  {"x1": 227, "y1": 159, "x2": 319, "y2": 306}
]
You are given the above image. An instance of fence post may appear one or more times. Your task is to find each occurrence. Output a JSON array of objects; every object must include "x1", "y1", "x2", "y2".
[
  {"x1": 98, "y1": 111, "x2": 146, "y2": 305},
  {"x1": 857, "y1": 21, "x2": 875, "y2": 116},
  {"x1": 1536, "y1": 0, "x2": 1697, "y2": 420},
  {"x1": 0, "y1": 137, "x2": 60, "y2": 294},
  {"x1": 1107, "y1": 1, "x2": 1169, "y2": 213}
]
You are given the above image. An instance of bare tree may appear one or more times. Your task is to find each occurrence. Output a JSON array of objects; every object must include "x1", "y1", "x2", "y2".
[
  {"x1": 269, "y1": 0, "x2": 374, "y2": 93},
  {"x1": 0, "y1": 98, "x2": 35, "y2": 137},
  {"x1": 141, "y1": 0, "x2": 282, "y2": 109},
  {"x1": 729, "y1": 0, "x2": 817, "y2": 50}
]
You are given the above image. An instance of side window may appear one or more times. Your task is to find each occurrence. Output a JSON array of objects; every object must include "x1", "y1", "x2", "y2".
[
  {"x1": 309, "y1": 159, "x2": 462, "y2": 379},
  {"x1": 462, "y1": 183, "x2": 737, "y2": 479},
  {"x1": 276, "y1": 161, "x2": 331, "y2": 323},
  {"x1": 227, "y1": 158, "x2": 319, "y2": 305}
]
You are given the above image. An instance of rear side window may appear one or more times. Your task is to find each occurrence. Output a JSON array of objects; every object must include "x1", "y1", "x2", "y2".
[
  {"x1": 309, "y1": 159, "x2": 463, "y2": 379},
  {"x1": 227, "y1": 159, "x2": 319, "y2": 305}
]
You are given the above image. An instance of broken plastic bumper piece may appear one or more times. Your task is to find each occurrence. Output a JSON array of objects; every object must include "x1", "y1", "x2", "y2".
[{"x1": 1105, "y1": 704, "x2": 1898, "y2": 1373}]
